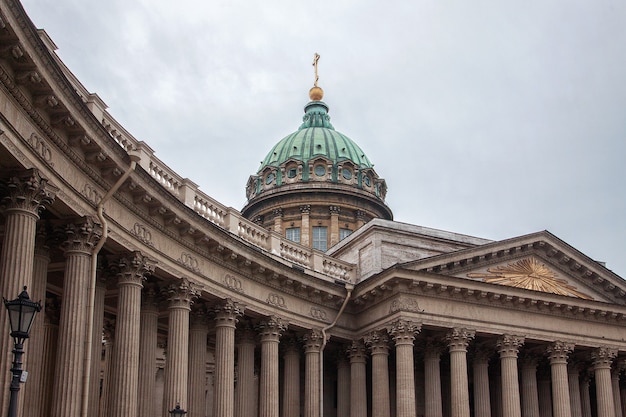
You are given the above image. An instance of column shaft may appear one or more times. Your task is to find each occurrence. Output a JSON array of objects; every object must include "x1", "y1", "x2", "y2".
[
  {"x1": 24, "y1": 232, "x2": 50, "y2": 417},
  {"x1": 189, "y1": 304, "x2": 209, "y2": 417},
  {"x1": 51, "y1": 218, "x2": 101, "y2": 417},
  {"x1": 520, "y1": 358, "x2": 540, "y2": 417},
  {"x1": 110, "y1": 252, "x2": 154, "y2": 417},
  {"x1": 164, "y1": 279, "x2": 199, "y2": 414},
  {"x1": 447, "y1": 328, "x2": 474, "y2": 417},
  {"x1": 613, "y1": 371, "x2": 623, "y2": 417},
  {"x1": 365, "y1": 331, "x2": 390, "y2": 417},
  {"x1": 40, "y1": 300, "x2": 59, "y2": 417},
  {"x1": 568, "y1": 366, "x2": 582, "y2": 417},
  {"x1": 547, "y1": 341, "x2": 573, "y2": 417},
  {"x1": 213, "y1": 300, "x2": 244, "y2": 417},
  {"x1": 236, "y1": 328, "x2": 256, "y2": 417},
  {"x1": 580, "y1": 376, "x2": 592, "y2": 417},
  {"x1": 282, "y1": 340, "x2": 300, "y2": 417},
  {"x1": 337, "y1": 357, "x2": 350, "y2": 417},
  {"x1": 304, "y1": 330, "x2": 323, "y2": 417},
  {"x1": 593, "y1": 347, "x2": 617, "y2": 417},
  {"x1": 473, "y1": 353, "x2": 491, "y2": 417},
  {"x1": 259, "y1": 317, "x2": 286, "y2": 417},
  {"x1": 497, "y1": 335, "x2": 524, "y2": 417},
  {"x1": 87, "y1": 276, "x2": 107, "y2": 417},
  {"x1": 424, "y1": 345, "x2": 443, "y2": 417},
  {"x1": 138, "y1": 287, "x2": 160, "y2": 417},
  {"x1": 389, "y1": 319, "x2": 421, "y2": 417},
  {"x1": 348, "y1": 341, "x2": 367, "y2": 417},
  {"x1": 0, "y1": 169, "x2": 54, "y2": 416}
]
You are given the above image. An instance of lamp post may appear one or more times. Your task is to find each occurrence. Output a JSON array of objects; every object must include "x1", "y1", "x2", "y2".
[
  {"x1": 169, "y1": 403, "x2": 187, "y2": 416},
  {"x1": 3, "y1": 287, "x2": 41, "y2": 417}
]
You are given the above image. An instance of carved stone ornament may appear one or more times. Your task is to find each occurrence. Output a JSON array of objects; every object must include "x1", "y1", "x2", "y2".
[
  {"x1": 389, "y1": 296, "x2": 423, "y2": 314},
  {"x1": 266, "y1": 293, "x2": 287, "y2": 309},
  {"x1": 467, "y1": 257, "x2": 592, "y2": 300},
  {"x1": 1, "y1": 168, "x2": 57, "y2": 215}
]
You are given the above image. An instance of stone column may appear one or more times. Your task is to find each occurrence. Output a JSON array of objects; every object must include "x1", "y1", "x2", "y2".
[
  {"x1": 138, "y1": 284, "x2": 160, "y2": 417},
  {"x1": 273, "y1": 208, "x2": 283, "y2": 234},
  {"x1": 303, "y1": 329, "x2": 323, "y2": 417},
  {"x1": 337, "y1": 355, "x2": 351, "y2": 417},
  {"x1": 547, "y1": 341, "x2": 574, "y2": 417},
  {"x1": 282, "y1": 337, "x2": 301, "y2": 417},
  {"x1": 424, "y1": 340, "x2": 444, "y2": 417},
  {"x1": 213, "y1": 299, "x2": 244, "y2": 417},
  {"x1": 348, "y1": 340, "x2": 368, "y2": 417},
  {"x1": 568, "y1": 364, "x2": 583, "y2": 417},
  {"x1": 41, "y1": 297, "x2": 60, "y2": 417},
  {"x1": 612, "y1": 369, "x2": 623, "y2": 417},
  {"x1": 300, "y1": 205, "x2": 311, "y2": 246},
  {"x1": 235, "y1": 326, "x2": 256, "y2": 417},
  {"x1": 473, "y1": 348, "x2": 492, "y2": 417},
  {"x1": 496, "y1": 335, "x2": 525, "y2": 417},
  {"x1": 329, "y1": 206, "x2": 340, "y2": 246},
  {"x1": 356, "y1": 210, "x2": 367, "y2": 228},
  {"x1": 258, "y1": 316, "x2": 287, "y2": 417},
  {"x1": 51, "y1": 217, "x2": 102, "y2": 417},
  {"x1": 388, "y1": 319, "x2": 421, "y2": 417},
  {"x1": 24, "y1": 225, "x2": 50, "y2": 417},
  {"x1": 108, "y1": 252, "x2": 155, "y2": 417},
  {"x1": 538, "y1": 373, "x2": 553, "y2": 417},
  {"x1": 0, "y1": 169, "x2": 55, "y2": 415},
  {"x1": 592, "y1": 347, "x2": 617, "y2": 417},
  {"x1": 163, "y1": 279, "x2": 200, "y2": 414},
  {"x1": 365, "y1": 330, "x2": 391, "y2": 417},
  {"x1": 99, "y1": 319, "x2": 115, "y2": 417},
  {"x1": 189, "y1": 303, "x2": 209, "y2": 417},
  {"x1": 579, "y1": 374, "x2": 592, "y2": 417},
  {"x1": 87, "y1": 268, "x2": 109, "y2": 417},
  {"x1": 520, "y1": 355, "x2": 540, "y2": 417},
  {"x1": 446, "y1": 328, "x2": 475, "y2": 417}
]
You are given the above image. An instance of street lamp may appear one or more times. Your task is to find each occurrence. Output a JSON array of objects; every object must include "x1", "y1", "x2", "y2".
[
  {"x1": 3, "y1": 287, "x2": 41, "y2": 417},
  {"x1": 169, "y1": 403, "x2": 187, "y2": 416}
]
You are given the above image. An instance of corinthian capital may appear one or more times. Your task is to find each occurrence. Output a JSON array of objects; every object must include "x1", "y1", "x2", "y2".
[
  {"x1": 387, "y1": 318, "x2": 421, "y2": 345},
  {"x1": 59, "y1": 216, "x2": 102, "y2": 253},
  {"x1": 166, "y1": 277, "x2": 202, "y2": 308},
  {"x1": 116, "y1": 251, "x2": 156, "y2": 285},
  {"x1": 1, "y1": 168, "x2": 57, "y2": 215}
]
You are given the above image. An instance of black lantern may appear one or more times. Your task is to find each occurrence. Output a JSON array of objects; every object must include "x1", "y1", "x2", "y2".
[
  {"x1": 4, "y1": 287, "x2": 41, "y2": 344},
  {"x1": 3, "y1": 286, "x2": 41, "y2": 417},
  {"x1": 169, "y1": 403, "x2": 187, "y2": 416}
]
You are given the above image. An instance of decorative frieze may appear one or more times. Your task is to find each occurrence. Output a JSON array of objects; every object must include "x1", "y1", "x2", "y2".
[
  {"x1": 223, "y1": 274, "x2": 244, "y2": 293},
  {"x1": 177, "y1": 252, "x2": 200, "y2": 272},
  {"x1": 389, "y1": 297, "x2": 422, "y2": 313},
  {"x1": 27, "y1": 132, "x2": 54, "y2": 164},
  {"x1": 309, "y1": 306, "x2": 328, "y2": 321},
  {"x1": 81, "y1": 183, "x2": 102, "y2": 205},
  {"x1": 266, "y1": 293, "x2": 287, "y2": 309},
  {"x1": 130, "y1": 223, "x2": 154, "y2": 247}
]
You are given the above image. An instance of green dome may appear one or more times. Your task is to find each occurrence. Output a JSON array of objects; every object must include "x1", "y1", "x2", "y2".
[{"x1": 258, "y1": 101, "x2": 373, "y2": 172}]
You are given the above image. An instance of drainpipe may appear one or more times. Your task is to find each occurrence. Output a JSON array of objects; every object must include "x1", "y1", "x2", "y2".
[
  {"x1": 80, "y1": 150, "x2": 141, "y2": 417},
  {"x1": 319, "y1": 282, "x2": 354, "y2": 417}
]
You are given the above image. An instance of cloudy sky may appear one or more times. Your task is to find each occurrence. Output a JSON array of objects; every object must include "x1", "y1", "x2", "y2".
[{"x1": 21, "y1": 0, "x2": 626, "y2": 277}]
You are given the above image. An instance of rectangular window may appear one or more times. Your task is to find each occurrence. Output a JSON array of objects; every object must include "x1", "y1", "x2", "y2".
[
  {"x1": 339, "y1": 228, "x2": 352, "y2": 240},
  {"x1": 312, "y1": 226, "x2": 328, "y2": 251},
  {"x1": 286, "y1": 227, "x2": 300, "y2": 243}
]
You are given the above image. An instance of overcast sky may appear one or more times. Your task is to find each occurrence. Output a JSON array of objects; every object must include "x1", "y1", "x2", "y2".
[{"x1": 21, "y1": 0, "x2": 626, "y2": 278}]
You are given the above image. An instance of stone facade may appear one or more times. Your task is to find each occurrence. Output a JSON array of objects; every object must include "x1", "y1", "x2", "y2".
[{"x1": 0, "y1": 2, "x2": 625, "y2": 417}]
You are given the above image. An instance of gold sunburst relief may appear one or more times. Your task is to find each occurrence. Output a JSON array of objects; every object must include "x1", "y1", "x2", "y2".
[{"x1": 467, "y1": 258, "x2": 593, "y2": 300}]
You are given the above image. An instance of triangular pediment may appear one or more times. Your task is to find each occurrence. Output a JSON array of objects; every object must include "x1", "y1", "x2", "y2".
[{"x1": 401, "y1": 231, "x2": 626, "y2": 305}]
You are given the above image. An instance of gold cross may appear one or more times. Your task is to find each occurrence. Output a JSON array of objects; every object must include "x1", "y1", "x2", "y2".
[{"x1": 312, "y1": 53, "x2": 320, "y2": 87}]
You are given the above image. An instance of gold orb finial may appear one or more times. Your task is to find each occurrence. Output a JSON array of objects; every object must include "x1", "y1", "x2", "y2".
[
  {"x1": 309, "y1": 53, "x2": 324, "y2": 101},
  {"x1": 309, "y1": 86, "x2": 324, "y2": 101}
]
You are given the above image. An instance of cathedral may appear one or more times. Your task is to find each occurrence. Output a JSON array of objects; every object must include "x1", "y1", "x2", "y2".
[{"x1": 0, "y1": 1, "x2": 625, "y2": 417}]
